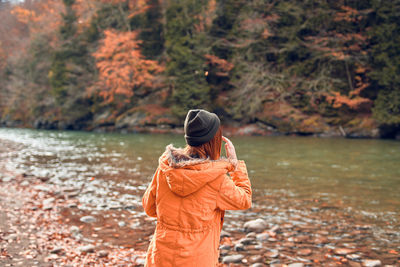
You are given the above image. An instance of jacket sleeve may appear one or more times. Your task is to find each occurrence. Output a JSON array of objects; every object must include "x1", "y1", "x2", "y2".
[
  {"x1": 216, "y1": 160, "x2": 252, "y2": 210},
  {"x1": 142, "y1": 169, "x2": 158, "y2": 217}
]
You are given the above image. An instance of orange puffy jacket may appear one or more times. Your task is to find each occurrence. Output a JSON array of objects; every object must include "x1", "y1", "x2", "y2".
[{"x1": 142, "y1": 145, "x2": 252, "y2": 267}]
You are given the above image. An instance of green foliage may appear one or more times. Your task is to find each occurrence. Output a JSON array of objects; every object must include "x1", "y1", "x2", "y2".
[
  {"x1": 368, "y1": 0, "x2": 400, "y2": 125},
  {"x1": 165, "y1": 0, "x2": 211, "y2": 118},
  {"x1": 136, "y1": 0, "x2": 164, "y2": 58}
]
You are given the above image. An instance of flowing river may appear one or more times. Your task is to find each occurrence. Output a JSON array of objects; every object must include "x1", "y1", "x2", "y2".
[{"x1": 0, "y1": 128, "x2": 399, "y2": 250}]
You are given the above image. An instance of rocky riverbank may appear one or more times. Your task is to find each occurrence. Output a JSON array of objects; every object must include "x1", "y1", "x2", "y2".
[
  {"x1": 2, "y1": 102, "x2": 399, "y2": 139},
  {"x1": 1, "y1": 139, "x2": 399, "y2": 266}
]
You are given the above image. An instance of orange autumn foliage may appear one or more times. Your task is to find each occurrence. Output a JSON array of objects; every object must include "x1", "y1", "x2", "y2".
[
  {"x1": 204, "y1": 54, "x2": 234, "y2": 77},
  {"x1": 90, "y1": 30, "x2": 164, "y2": 103}
]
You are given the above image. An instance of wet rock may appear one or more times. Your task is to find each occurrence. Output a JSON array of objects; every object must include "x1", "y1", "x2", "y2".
[
  {"x1": 43, "y1": 197, "x2": 55, "y2": 208},
  {"x1": 34, "y1": 185, "x2": 51, "y2": 192},
  {"x1": 80, "y1": 215, "x2": 96, "y2": 223},
  {"x1": 79, "y1": 245, "x2": 96, "y2": 253},
  {"x1": 5, "y1": 233, "x2": 18, "y2": 241},
  {"x1": 234, "y1": 243, "x2": 245, "y2": 251},
  {"x1": 136, "y1": 257, "x2": 146, "y2": 265},
  {"x1": 244, "y1": 218, "x2": 267, "y2": 233},
  {"x1": 249, "y1": 255, "x2": 263, "y2": 263},
  {"x1": 256, "y1": 233, "x2": 270, "y2": 241},
  {"x1": 219, "y1": 244, "x2": 231, "y2": 250},
  {"x1": 70, "y1": 225, "x2": 80, "y2": 235},
  {"x1": 265, "y1": 249, "x2": 279, "y2": 258},
  {"x1": 239, "y1": 237, "x2": 255, "y2": 245},
  {"x1": 2, "y1": 176, "x2": 13, "y2": 182},
  {"x1": 220, "y1": 249, "x2": 229, "y2": 256},
  {"x1": 20, "y1": 181, "x2": 30, "y2": 186},
  {"x1": 362, "y1": 259, "x2": 381, "y2": 267},
  {"x1": 288, "y1": 263, "x2": 304, "y2": 267},
  {"x1": 297, "y1": 249, "x2": 312, "y2": 256},
  {"x1": 98, "y1": 250, "x2": 109, "y2": 258},
  {"x1": 246, "y1": 232, "x2": 257, "y2": 239},
  {"x1": 220, "y1": 230, "x2": 231, "y2": 238},
  {"x1": 50, "y1": 247, "x2": 64, "y2": 254},
  {"x1": 314, "y1": 236, "x2": 328, "y2": 244},
  {"x1": 334, "y1": 248, "x2": 354, "y2": 256},
  {"x1": 222, "y1": 254, "x2": 244, "y2": 263},
  {"x1": 346, "y1": 255, "x2": 362, "y2": 263}
]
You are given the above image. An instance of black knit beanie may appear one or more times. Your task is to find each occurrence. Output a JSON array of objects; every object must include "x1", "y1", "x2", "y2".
[{"x1": 184, "y1": 109, "x2": 220, "y2": 146}]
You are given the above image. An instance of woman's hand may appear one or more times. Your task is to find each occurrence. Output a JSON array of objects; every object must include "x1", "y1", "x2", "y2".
[{"x1": 222, "y1": 136, "x2": 238, "y2": 167}]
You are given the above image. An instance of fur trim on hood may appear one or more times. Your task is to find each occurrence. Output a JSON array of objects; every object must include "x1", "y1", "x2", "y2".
[{"x1": 158, "y1": 145, "x2": 235, "y2": 196}]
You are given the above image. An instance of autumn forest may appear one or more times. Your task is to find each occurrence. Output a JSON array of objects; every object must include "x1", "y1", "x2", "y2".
[{"x1": 0, "y1": 0, "x2": 399, "y2": 138}]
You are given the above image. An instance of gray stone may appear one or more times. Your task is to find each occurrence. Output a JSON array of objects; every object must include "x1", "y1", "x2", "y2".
[
  {"x1": 70, "y1": 226, "x2": 80, "y2": 235},
  {"x1": 97, "y1": 250, "x2": 109, "y2": 258},
  {"x1": 234, "y1": 243, "x2": 245, "y2": 251},
  {"x1": 239, "y1": 237, "x2": 255, "y2": 245},
  {"x1": 222, "y1": 254, "x2": 244, "y2": 264},
  {"x1": 265, "y1": 249, "x2": 279, "y2": 258},
  {"x1": 20, "y1": 181, "x2": 30, "y2": 186},
  {"x1": 78, "y1": 245, "x2": 95, "y2": 253},
  {"x1": 219, "y1": 244, "x2": 231, "y2": 250},
  {"x1": 118, "y1": 221, "x2": 126, "y2": 227},
  {"x1": 50, "y1": 247, "x2": 64, "y2": 254},
  {"x1": 2, "y1": 176, "x2": 13, "y2": 182},
  {"x1": 347, "y1": 254, "x2": 362, "y2": 261},
  {"x1": 43, "y1": 198, "x2": 55, "y2": 206},
  {"x1": 362, "y1": 260, "x2": 382, "y2": 267},
  {"x1": 244, "y1": 218, "x2": 267, "y2": 233},
  {"x1": 256, "y1": 232, "x2": 270, "y2": 241},
  {"x1": 34, "y1": 185, "x2": 51, "y2": 192},
  {"x1": 5, "y1": 234, "x2": 18, "y2": 241},
  {"x1": 220, "y1": 230, "x2": 231, "y2": 238},
  {"x1": 80, "y1": 215, "x2": 96, "y2": 223}
]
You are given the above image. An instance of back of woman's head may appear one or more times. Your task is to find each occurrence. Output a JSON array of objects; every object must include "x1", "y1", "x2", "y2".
[
  {"x1": 183, "y1": 109, "x2": 222, "y2": 160},
  {"x1": 185, "y1": 127, "x2": 222, "y2": 160}
]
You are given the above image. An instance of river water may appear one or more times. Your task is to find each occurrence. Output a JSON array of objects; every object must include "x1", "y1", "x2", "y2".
[{"x1": 0, "y1": 128, "x2": 399, "y2": 245}]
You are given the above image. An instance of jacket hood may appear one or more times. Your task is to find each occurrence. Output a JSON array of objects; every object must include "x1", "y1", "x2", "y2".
[{"x1": 158, "y1": 145, "x2": 235, "y2": 197}]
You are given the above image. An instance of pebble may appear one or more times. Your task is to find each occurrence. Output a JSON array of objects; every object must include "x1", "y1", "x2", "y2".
[
  {"x1": 80, "y1": 215, "x2": 96, "y2": 223},
  {"x1": 34, "y1": 185, "x2": 51, "y2": 192},
  {"x1": 97, "y1": 250, "x2": 109, "y2": 258},
  {"x1": 70, "y1": 225, "x2": 80, "y2": 235},
  {"x1": 2, "y1": 176, "x2": 13, "y2": 182},
  {"x1": 249, "y1": 255, "x2": 263, "y2": 263},
  {"x1": 250, "y1": 263, "x2": 265, "y2": 267},
  {"x1": 288, "y1": 263, "x2": 304, "y2": 267},
  {"x1": 43, "y1": 197, "x2": 55, "y2": 206},
  {"x1": 246, "y1": 232, "x2": 257, "y2": 239},
  {"x1": 239, "y1": 237, "x2": 255, "y2": 245},
  {"x1": 219, "y1": 244, "x2": 231, "y2": 250},
  {"x1": 334, "y1": 248, "x2": 354, "y2": 255},
  {"x1": 50, "y1": 247, "x2": 64, "y2": 254},
  {"x1": 20, "y1": 181, "x2": 30, "y2": 186},
  {"x1": 265, "y1": 249, "x2": 279, "y2": 258},
  {"x1": 5, "y1": 234, "x2": 18, "y2": 241},
  {"x1": 79, "y1": 245, "x2": 96, "y2": 253},
  {"x1": 362, "y1": 259, "x2": 382, "y2": 267},
  {"x1": 297, "y1": 248, "x2": 312, "y2": 256},
  {"x1": 220, "y1": 230, "x2": 231, "y2": 238},
  {"x1": 234, "y1": 243, "x2": 245, "y2": 251},
  {"x1": 256, "y1": 232, "x2": 270, "y2": 241},
  {"x1": 244, "y1": 218, "x2": 267, "y2": 233},
  {"x1": 347, "y1": 254, "x2": 362, "y2": 261},
  {"x1": 222, "y1": 254, "x2": 244, "y2": 263},
  {"x1": 118, "y1": 221, "x2": 126, "y2": 227},
  {"x1": 136, "y1": 258, "x2": 146, "y2": 265}
]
